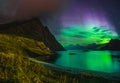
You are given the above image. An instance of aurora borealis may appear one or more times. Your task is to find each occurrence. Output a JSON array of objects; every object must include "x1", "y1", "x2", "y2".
[{"x1": 54, "y1": 0, "x2": 119, "y2": 47}]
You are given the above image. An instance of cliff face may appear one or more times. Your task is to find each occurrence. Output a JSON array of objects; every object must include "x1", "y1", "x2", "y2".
[
  {"x1": 0, "y1": 18, "x2": 64, "y2": 51},
  {"x1": 100, "y1": 39, "x2": 120, "y2": 50}
]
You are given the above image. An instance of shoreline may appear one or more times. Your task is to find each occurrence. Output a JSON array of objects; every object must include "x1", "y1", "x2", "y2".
[{"x1": 29, "y1": 57, "x2": 120, "y2": 81}]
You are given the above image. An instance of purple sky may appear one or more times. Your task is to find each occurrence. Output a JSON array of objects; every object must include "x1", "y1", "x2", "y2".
[{"x1": 43, "y1": 0, "x2": 119, "y2": 46}]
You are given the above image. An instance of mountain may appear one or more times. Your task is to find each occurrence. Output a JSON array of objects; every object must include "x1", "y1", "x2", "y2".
[
  {"x1": 65, "y1": 44, "x2": 86, "y2": 50},
  {"x1": 65, "y1": 44, "x2": 103, "y2": 50},
  {"x1": 0, "y1": 18, "x2": 65, "y2": 61},
  {"x1": 0, "y1": 18, "x2": 64, "y2": 51},
  {"x1": 100, "y1": 39, "x2": 120, "y2": 50}
]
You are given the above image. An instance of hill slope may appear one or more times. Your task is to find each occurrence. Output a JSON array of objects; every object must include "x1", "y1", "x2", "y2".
[{"x1": 0, "y1": 18, "x2": 64, "y2": 51}]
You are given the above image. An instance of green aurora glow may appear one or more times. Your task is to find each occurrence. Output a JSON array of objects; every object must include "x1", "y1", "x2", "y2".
[
  {"x1": 57, "y1": 25, "x2": 118, "y2": 47},
  {"x1": 55, "y1": 3, "x2": 119, "y2": 47}
]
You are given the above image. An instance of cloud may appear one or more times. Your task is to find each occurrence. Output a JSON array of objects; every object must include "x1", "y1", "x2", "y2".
[{"x1": 0, "y1": 0, "x2": 60, "y2": 24}]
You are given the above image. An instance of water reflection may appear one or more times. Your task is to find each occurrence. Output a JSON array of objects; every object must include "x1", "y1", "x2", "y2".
[
  {"x1": 54, "y1": 50, "x2": 120, "y2": 73},
  {"x1": 85, "y1": 51, "x2": 113, "y2": 72}
]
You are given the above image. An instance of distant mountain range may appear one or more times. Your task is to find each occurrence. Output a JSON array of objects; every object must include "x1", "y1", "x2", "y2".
[
  {"x1": 66, "y1": 39, "x2": 120, "y2": 51},
  {"x1": 65, "y1": 44, "x2": 103, "y2": 50}
]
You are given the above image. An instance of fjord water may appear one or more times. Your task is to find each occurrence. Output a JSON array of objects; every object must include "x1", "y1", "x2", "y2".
[{"x1": 54, "y1": 50, "x2": 120, "y2": 74}]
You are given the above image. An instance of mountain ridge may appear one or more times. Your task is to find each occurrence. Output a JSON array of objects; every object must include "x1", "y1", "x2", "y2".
[{"x1": 0, "y1": 18, "x2": 65, "y2": 51}]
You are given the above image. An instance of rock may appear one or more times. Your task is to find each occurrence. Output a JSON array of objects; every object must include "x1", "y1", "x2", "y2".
[{"x1": 100, "y1": 39, "x2": 120, "y2": 51}]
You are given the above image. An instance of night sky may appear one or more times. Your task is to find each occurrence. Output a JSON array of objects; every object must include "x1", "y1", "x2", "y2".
[
  {"x1": 0, "y1": 0, "x2": 120, "y2": 47},
  {"x1": 46, "y1": 0, "x2": 120, "y2": 47}
]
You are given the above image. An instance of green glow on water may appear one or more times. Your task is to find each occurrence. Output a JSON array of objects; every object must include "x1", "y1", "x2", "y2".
[
  {"x1": 55, "y1": 50, "x2": 120, "y2": 73},
  {"x1": 85, "y1": 51, "x2": 113, "y2": 72}
]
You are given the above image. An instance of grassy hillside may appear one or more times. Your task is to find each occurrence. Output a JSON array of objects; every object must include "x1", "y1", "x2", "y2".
[{"x1": 0, "y1": 34, "x2": 53, "y2": 61}]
